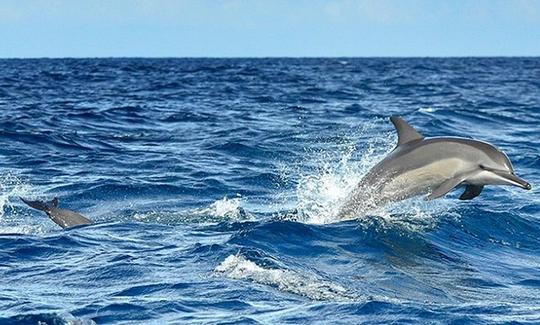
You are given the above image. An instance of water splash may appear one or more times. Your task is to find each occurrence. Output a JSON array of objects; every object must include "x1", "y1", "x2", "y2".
[
  {"x1": 0, "y1": 171, "x2": 33, "y2": 220},
  {"x1": 283, "y1": 122, "x2": 457, "y2": 229},
  {"x1": 359, "y1": 197, "x2": 459, "y2": 232},
  {"x1": 284, "y1": 121, "x2": 393, "y2": 224},
  {"x1": 215, "y1": 254, "x2": 356, "y2": 301},
  {"x1": 0, "y1": 172, "x2": 44, "y2": 234},
  {"x1": 205, "y1": 196, "x2": 247, "y2": 218}
]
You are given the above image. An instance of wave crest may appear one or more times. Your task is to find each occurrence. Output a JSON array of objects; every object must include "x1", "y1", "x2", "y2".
[{"x1": 215, "y1": 254, "x2": 356, "y2": 301}]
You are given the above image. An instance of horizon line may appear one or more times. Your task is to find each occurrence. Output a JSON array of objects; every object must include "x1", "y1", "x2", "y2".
[{"x1": 1, "y1": 55, "x2": 539, "y2": 60}]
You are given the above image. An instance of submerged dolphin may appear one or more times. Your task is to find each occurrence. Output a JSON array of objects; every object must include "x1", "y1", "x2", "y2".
[
  {"x1": 337, "y1": 116, "x2": 531, "y2": 220},
  {"x1": 20, "y1": 197, "x2": 93, "y2": 229}
]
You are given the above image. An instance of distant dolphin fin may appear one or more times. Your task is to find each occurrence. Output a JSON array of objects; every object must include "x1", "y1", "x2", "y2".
[
  {"x1": 20, "y1": 196, "x2": 92, "y2": 229},
  {"x1": 390, "y1": 116, "x2": 424, "y2": 146},
  {"x1": 459, "y1": 185, "x2": 484, "y2": 200},
  {"x1": 20, "y1": 197, "x2": 52, "y2": 212}
]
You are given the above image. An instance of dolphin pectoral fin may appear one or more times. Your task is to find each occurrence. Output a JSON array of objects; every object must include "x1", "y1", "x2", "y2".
[
  {"x1": 459, "y1": 185, "x2": 484, "y2": 200},
  {"x1": 390, "y1": 116, "x2": 424, "y2": 146},
  {"x1": 426, "y1": 170, "x2": 480, "y2": 200},
  {"x1": 426, "y1": 177, "x2": 464, "y2": 200}
]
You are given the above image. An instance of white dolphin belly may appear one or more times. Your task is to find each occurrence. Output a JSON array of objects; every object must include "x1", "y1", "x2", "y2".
[{"x1": 381, "y1": 158, "x2": 466, "y2": 201}]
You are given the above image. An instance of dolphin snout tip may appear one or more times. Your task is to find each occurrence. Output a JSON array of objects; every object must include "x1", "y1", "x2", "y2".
[{"x1": 524, "y1": 183, "x2": 532, "y2": 190}]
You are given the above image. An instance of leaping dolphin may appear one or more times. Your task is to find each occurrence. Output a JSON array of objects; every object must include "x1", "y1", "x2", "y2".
[
  {"x1": 20, "y1": 197, "x2": 93, "y2": 229},
  {"x1": 337, "y1": 116, "x2": 531, "y2": 220}
]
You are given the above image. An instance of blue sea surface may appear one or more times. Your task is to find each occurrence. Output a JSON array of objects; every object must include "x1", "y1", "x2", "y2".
[{"x1": 0, "y1": 58, "x2": 539, "y2": 324}]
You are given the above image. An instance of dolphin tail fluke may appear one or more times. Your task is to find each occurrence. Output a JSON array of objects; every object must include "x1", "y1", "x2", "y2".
[{"x1": 20, "y1": 197, "x2": 58, "y2": 212}]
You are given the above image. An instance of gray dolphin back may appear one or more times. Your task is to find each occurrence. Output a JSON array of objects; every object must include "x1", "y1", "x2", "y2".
[{"x1": 20, "y1": 197, "x2": 92, "y2": 229}]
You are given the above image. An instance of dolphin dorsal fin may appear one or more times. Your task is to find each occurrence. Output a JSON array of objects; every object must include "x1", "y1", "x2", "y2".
[{"x1": 390, "y1": 116, "x2": 424, "y2": 146}]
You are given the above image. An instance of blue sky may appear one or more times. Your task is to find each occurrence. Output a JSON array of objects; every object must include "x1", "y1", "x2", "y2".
[{"x1": 0, "y1": 0, "x2": 539, "y2": 57}]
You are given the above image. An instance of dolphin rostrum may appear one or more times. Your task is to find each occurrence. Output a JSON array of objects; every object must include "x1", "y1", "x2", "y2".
[
  {"x1": 20, "y1": 197, "x2": 93, "y2": 229},
  {"x1": 337, "y1": 116, "x2": 531, "y2": 220}
]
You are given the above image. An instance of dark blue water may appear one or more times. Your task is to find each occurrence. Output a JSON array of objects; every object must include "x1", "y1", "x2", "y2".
[{"x1": 0, "y1": 58, "x2": 539, "y2": 324}]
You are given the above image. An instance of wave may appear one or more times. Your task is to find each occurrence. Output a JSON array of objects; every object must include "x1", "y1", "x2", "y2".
[
  {"x1": 0, "y1": 312, "x2": 95, "y2": 325},
  {"x1": 214, "y1": 254, "x2": 357, "y2": 301},
  {"x1": 132, "y1": 196, "x2": 255, "y2": 225}
]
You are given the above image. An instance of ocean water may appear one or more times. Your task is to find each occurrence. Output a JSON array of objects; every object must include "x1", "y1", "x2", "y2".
[{"x1": 0, "y1": 58, "x2": 539, "y2": 324}]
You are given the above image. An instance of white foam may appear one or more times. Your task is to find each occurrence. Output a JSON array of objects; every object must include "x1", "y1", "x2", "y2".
[
  {"x1": 185, "y1": 195, "x2": 256, "y2": 222},
  {"x1": 0, "y1": 171, "x2": 45, "y2": 234},
  {"x1": 58, "y1": 312, "x2": 97, "y2": 325},
  {"x1": 363, "y1": 197, "x2": 459, "y2": 231},
  {"x1": 215, "y1": 254, "x2": 355, "y2": 301},
  {"x1": 418, "y1": 106, "x2": 436, "y2": 113},
  {"x1": 0, "y1": 225, "x2": 45, "y2": 235},
  {"x1": 207, "y1": 196, "x2": 246, "y2": 218},
  {"x1": 0, "y1": 171, "x2": 33, "y2": 220}
]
